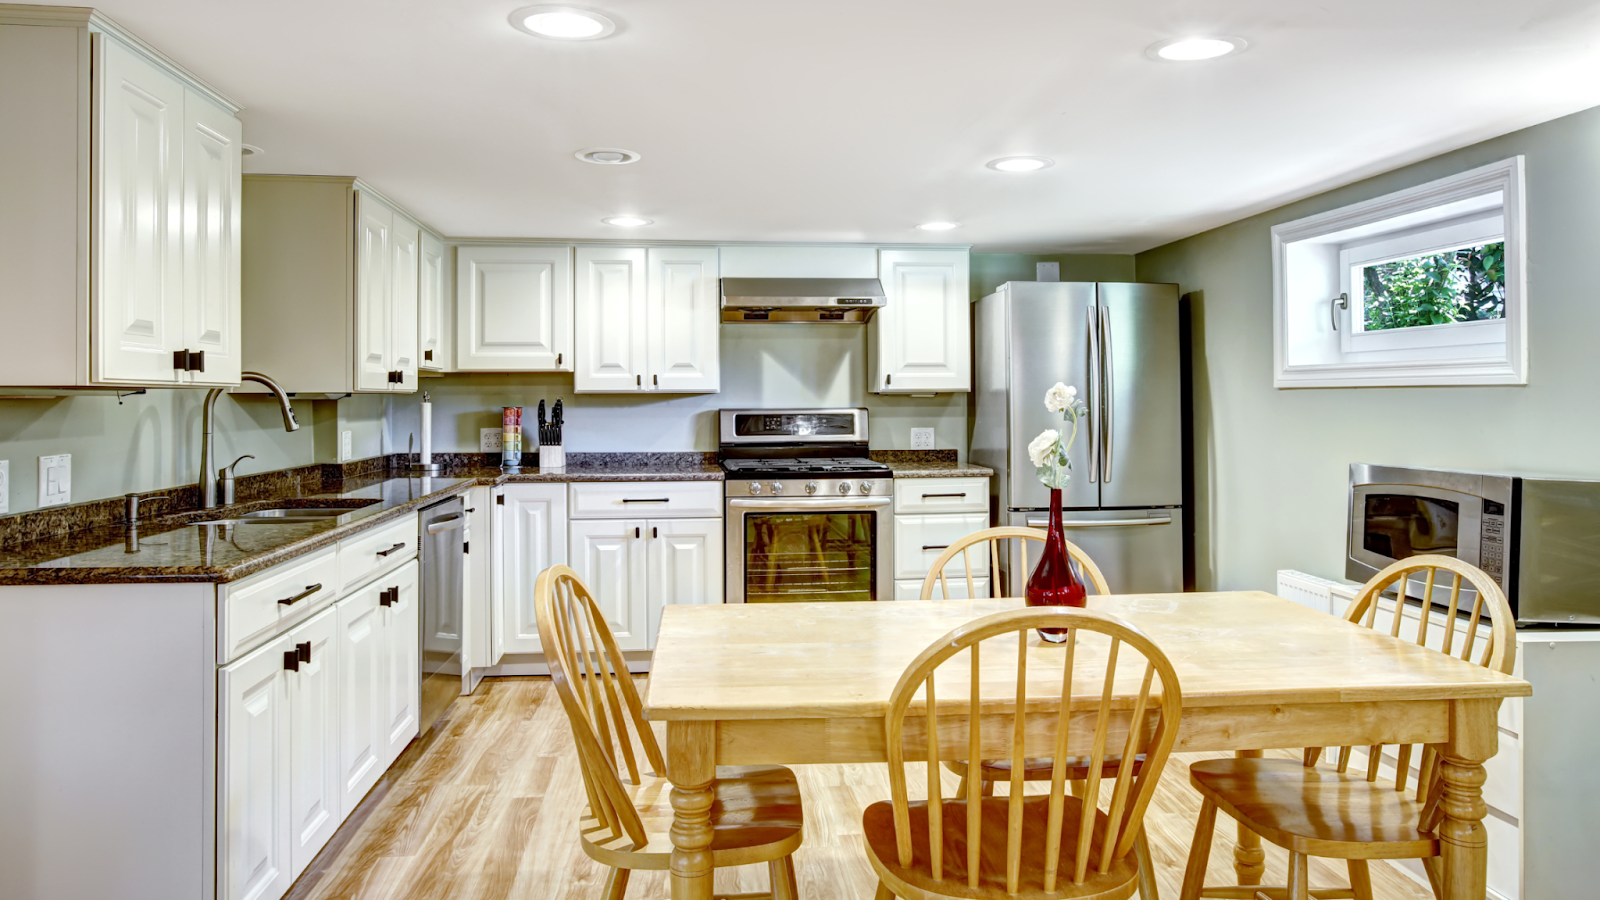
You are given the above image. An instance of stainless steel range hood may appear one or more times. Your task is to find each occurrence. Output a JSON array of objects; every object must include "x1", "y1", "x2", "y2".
[{"x1": 720, "y1": 277, "x2": 887, "y2": 323}]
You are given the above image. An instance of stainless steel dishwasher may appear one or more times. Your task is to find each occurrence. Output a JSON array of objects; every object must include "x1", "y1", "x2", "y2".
[{"x1": 419, "y1": 495, "x2": 465, "y2": 733}]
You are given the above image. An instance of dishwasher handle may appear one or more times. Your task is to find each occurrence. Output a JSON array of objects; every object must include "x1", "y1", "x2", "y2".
[{"x1": 426, "y1": 513, "x2": 465, "y2": 534}]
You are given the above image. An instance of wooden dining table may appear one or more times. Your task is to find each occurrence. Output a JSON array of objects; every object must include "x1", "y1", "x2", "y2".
[{"x1": 644, "y1": 592, "x2": 1532, "y2": 900}]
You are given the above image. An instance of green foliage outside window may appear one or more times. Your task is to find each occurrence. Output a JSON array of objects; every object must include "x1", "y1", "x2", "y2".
[{"x1": 1360, "y1": 241, "x2": 1506, "y2": 331}]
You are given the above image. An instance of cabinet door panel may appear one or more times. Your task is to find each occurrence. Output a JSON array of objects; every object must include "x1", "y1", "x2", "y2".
[
  {"x1": 286, "y1": 607, "x2": 341, "y2": 877},
  {"x1": 874, "y1": 249, "x2": 970, "y2": 393},
  {"x1": 219, "y1": 637, "x2": 291, "y2": 900},
  {"x1": 182, "y1": 88, "x2": 242, "y2": 385},
  {"x1": 568, "y1": 518, "x2": 649, "y2": 651},
  {"x1": 381, "y1": 561, "x2": 420, "y2": 764},
  {"x1": 419, "y1": 232, "x2": 446, "y2": 370},
  {"x1": 353, "y1": 193, "x2": 392, "y2": 391},
  {"x1": 456, "y1": 245, "x2": 572, "y2": 370},
  {"x1": 646, "y1": 518, "x2": 723, "y2": 647},
  {"x1": 495, "y1": 485, "x2": 569, "y2": 657},
  {"x1": 388, "y1": 215, "x2": 420, "y2": 390},
  {"x1": 647, "y1": 246, "x2": 719, "y2": 393},
  {"x1": 94, "y1": 36, "x2": 185, "y2": 384},
  {"x1": 336, "y1": 586, "x2": 383, "y2": 810},
  {"x1": 574, "y1": 245, "x2": 647, "y2": 392}
]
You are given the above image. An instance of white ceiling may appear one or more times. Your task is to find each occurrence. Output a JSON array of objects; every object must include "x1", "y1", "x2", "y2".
[{"x1": 90, "y1": 0, "x2": 1600, "y2": 253}]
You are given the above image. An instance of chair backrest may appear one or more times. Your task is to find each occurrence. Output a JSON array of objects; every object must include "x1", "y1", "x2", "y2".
[
  {"x1": 1310, "y1": 555, "x2": 1514, "y2": 823},
  {"x1": 534, "y1": 564, "x2": 665, "y2": 849},
  {"x1": 919, "y1": 526, "x2": 1110, "y2": 601},
  {"x1": 884, "y1": 607, "x2": 1182, "y2": 895}
]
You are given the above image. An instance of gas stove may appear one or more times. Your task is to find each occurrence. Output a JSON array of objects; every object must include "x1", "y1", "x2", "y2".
[{"x1": 722, "y1": 457, "x2": 892, "y2": 478}]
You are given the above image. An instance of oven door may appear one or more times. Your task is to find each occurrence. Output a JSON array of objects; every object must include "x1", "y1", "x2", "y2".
[
  {"x1": 1348, "y1": 481, "x2": 1485, "y2": 588},
  {"x1": 726, "y1": 496, "x2": 893, "y2": 602}
]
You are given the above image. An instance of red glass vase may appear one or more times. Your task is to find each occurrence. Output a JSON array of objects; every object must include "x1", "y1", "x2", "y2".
[{"x1": 1026, "y1": 488, "x2": 1087, "y2": 642}]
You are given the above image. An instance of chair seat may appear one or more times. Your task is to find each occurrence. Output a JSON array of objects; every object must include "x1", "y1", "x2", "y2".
[
  {"x1": 1189, "y1": 758, "x2": 1438, "y2": 859},
  {"x1": 581, "y1": 764, "x2": 804, "y2": 870},
  {"x1": 862, "y1": 795, "x2": 1141, "y2": 900},
  {"x1": 944, "y1": 754, "x2": 1146, "y2": 783}
]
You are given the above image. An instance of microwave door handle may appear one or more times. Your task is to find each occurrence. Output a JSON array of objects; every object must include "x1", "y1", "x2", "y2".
[
  {"x1": 1086, "y1": 305, "x2": 1099, "y2": 485},
  {"x1": 1100, "y1": 304, "x2": 1113, "y2": 484}
]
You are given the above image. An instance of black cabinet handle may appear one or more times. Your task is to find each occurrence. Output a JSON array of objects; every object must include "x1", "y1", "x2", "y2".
[
  {"x1": 636, "y1": 374, "x2": 641, "y2": 386},
  {"x1": 653, "y1": 374, "x2": 659, "y2": 386},
  {"x1": 380, "y1": 586, "x2": 398, "y2": 607},
  {"x1": 424, "y1": 349, "x2": 433, "y2": 361},
  {"x1": 621, "y1": 498, "x2": 669, "y2": 504},
  {"x1": 634, "y1": 527, "x2": 641, "y2": 539},
  {"x1": 296, "y1": 641, "x2": 312, "y2": 663},
  {"x1": 376, "y1": 542, "x2": 407, "y2": 557},
  {"x1": 283, "y1": 650, "x2": 299, "y2": 672},
  {"x1": 922, "y1": 493, "x2": 968, "y2": 499},
  {"x1": 922, "y1": 544, "x2": 950, "y2": 551},
  {"x1": 465, "y1": 508, "x2": 476, "y2": 513},
  {"x1": 191, "y1": 350, "x2": 204, "y2": 373},
  {"x1": 173, "y1": 350, "x2": 188, "y2": 371},
  {"x1": 277, "y1": 583, "x2": 322, "y2": 606},
  {"x1": 556, "y1": 352, "x2": 562, "y2": 366},
  {"x1": 172, "y1": 349, "x2": 206, "y2": 372},
  {"x1": 652, "y1": 526, "x2": 658, "y2": 539}
]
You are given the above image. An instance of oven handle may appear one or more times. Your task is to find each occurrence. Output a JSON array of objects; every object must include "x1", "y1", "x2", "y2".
[{"x1": 729, "y1": 497, "x2": 893, "y2": 511}]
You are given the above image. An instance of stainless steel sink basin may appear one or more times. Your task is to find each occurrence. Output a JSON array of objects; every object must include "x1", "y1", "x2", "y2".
[{"x1": 190, "y1": 504, "x2": 376, "y2": 526}]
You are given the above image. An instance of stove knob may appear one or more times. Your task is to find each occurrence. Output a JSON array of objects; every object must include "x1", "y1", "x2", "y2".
[
  {"x1": 770, "y1": 482, "x2": 785, "y2": 495},
  {"x1": 805, "y1": 481, "x2": 819, "y2": 495},
  {"x1": 858, "y1": 481, "x2": 873, "y2": 494},
  {"x1": 838, "y1": 481, "x2": 852, "y2": 494},
  {"x1": 748, "y1": 482, "x2": 762, "y2": 495}
]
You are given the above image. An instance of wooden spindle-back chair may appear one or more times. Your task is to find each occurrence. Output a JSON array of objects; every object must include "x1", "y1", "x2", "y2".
[
  {"x1": 920, "y1": 527, "x2": 1110, "y2": 602},
  {"x1": 862, "y1": 607, "x2": 1183, "y2": 900},
  {"x1": 534, "y1": 565, "x2": 805, "y2": 900},
  {"x1": 1179, "y1": 555, "x2": 1516, "y2": 900}
]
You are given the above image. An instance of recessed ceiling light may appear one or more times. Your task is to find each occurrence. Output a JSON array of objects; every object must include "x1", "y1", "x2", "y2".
[
  {"x1": 1147, "y1": 36, "x2": 1247, "y2": 61},
  {"x1": 241, "y1": 143, "x2": 263, "y2": 158},
  {"x1": 575, "y1": 147, "x2": 641, "y2": 165},
  {"x1": 603, "y1": 215, "x2": 652, "y2": 227},
  {"x1": 917, "y1": 221, "x2": 961, "y2": 231},
  {"x1": 987, "y1": 156, "x2": 1054, "y2": 173},
  {"x1": 510, "y1": 5, "x2": 616, "y2": 40}
]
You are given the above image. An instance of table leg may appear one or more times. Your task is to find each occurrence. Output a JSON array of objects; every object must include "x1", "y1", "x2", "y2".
[
  {"x1": 1233, "y1": 750, "x2": 1265, "y2": 887},
  {"x1": 1438, "y1": 699, "x2": 1496, "y2": 900},
  {"x1": 668, "y1": 721, "x2": 718, "y2": 900}
]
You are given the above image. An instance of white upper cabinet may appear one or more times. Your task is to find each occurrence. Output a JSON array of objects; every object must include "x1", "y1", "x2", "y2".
[
  {"x1": 574, "y1": 245, "x2": 649, "y2": 392},
  {"x1": 871, "y1": 249, "x2": 971, "y2": 393},
  {"x1": 455, "y1": 244, "x2": 573, "y2": 371},
  {"x1": 180, "y1": 87, "x2": 243, "y2": 386},
  {"x1": 647, "y1": 246, "x2": 720, "y2": 393},
  {"x1": 574, "y1": 245, "x2": 720, "y2": 393},
  {"x1": 0, "y1": 15, "x2": 245, "y2": 389},
  {"x1": 418, "y1": 231, "x2": 447, "y2": 371},
  {"x1": 242, "y1": 177, "x2": 432, "y2": 393}
]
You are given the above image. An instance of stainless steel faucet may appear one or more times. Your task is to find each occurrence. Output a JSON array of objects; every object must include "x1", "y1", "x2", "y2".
[{"x1": 201, "y1": 372, "x2": 300, "y2": 508}]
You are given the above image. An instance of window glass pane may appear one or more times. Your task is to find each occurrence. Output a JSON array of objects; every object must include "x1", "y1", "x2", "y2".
[
  {"x1": 1362, "y1": 494, "x2": 1460, "y2": 560},
  {"x1": 1358, "y1": 241, "x2": 1505, "y2": 331},
  {"x1": 744, "y1": 512, "x2": 876, "y2": 601}
]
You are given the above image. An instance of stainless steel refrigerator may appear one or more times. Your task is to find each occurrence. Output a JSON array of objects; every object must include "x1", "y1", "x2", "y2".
[{"x1": 973, "y1": 281, "x2": 1183, "y2": 594}]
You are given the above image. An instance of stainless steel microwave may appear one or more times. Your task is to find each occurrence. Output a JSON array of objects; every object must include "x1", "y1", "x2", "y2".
[{"x1": 1348, "y1": 463, "x2": 1600, "y2": 626}]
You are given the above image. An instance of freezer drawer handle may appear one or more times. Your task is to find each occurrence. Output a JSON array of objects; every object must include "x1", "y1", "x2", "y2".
[
  {"x1": 921, "y1": 492, "x2": 967, "y2": 499},
  {"x1": 277, "y1": 584, "x2": 322, "y2": 606},
  {"x1": 1025, "y1": 515, "x2": 1173, "y2": 528},
  {"x1": 376, "y1": 542, "x2": 408, "y2": 557}
]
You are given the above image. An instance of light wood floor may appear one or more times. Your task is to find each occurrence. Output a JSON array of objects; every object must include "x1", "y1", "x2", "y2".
[{"x1": 286, "y1": 677, "x2": 1435, "y2": 900}]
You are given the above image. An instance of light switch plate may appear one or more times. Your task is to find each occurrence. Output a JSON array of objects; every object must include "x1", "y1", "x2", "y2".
[
  {"x1": 911, "y1": 427, "x2": 936, "y2": 450},
  {"x1": 0, "y1": 460, "x2": 9, "y2": 515},
  {"x1": 341, "y1": 430, "x2": 353, "y2": 462},
  {"x1": 38, "y1": 454, "x2": 70, "y2": 508},
  {"x1": 480, "y1": 428, "x2": 504, "y2": 452}
]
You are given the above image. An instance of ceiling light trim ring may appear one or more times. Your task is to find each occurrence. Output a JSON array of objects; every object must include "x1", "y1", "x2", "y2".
[
  {"x1": 917, "y1": 221, "x2": 962, "y2": 231},
  {"x1": 509, "y1": 5, "x2": 617, "y2": 41},
  {"x1": 603, "y1": 215, "x2": 653, "y2": 227},
  {"x1": 575, "y1": 147, "x2": 642, "y2": 165},
  {"x1": 1146, "y1": 35, "x2": 1248, "y2": 62},
  {"x1": 986, "y1": 156, "x2": 1054, "y2": 173}
]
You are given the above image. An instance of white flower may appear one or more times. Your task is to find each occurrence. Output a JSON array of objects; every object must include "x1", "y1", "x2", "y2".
[
  {"x1": 1044, "y1": 382, "x2": 1078, "y2": 413},
  {"x1": 1028, "y1": 429, "x2": 1060, "y2": 468}
]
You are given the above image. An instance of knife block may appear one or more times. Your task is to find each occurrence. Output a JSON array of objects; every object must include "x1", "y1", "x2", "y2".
[{"x1": 539, "y1": 443, "x2": 565, "y2": 469}]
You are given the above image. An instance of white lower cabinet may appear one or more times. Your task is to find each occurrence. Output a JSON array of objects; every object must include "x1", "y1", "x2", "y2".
[
  {"x1": 494, "y1": 484, "x2": 569, "y2": 657},
  {"x1": 337, "y1": 560, "x2": 420, "y2": 811},
  {"x1": 220, "y1": 605, "x2": 341, "y2": 900},
  {"x1": 379, "y1": 565, "x2": 421, "y2": 761},
  {"x1": 647, "y1": 518, "x2": 723, "y2": 638},
  {"x1": 890, "y1": 477, "x2": 992, "y2": 599},
  {"x1": 569, "y1": 517, "x2": 651, "y2": 651}
]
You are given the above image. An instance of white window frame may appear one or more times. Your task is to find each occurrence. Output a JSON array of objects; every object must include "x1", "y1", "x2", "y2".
[{"x1": 1272, "y1": 157, "x2": 1526, "y2": 388}]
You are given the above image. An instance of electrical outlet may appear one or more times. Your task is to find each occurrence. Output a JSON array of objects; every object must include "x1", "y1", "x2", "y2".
[
  {"x1": 38, "y1": 454, "x2": 70, "y2": 508},
  {"x1": 910, "y1": 428, "x2": 936, "y2": 450},
  {"x1": 0, "y1": 460, "x2": 9, "y2": 515},
  {"x1": 341, "y1": 430, "x2": 353, "y2": 462},
  {"x1": 480, "y1": 428, "x2": 504, "y2": 453}
]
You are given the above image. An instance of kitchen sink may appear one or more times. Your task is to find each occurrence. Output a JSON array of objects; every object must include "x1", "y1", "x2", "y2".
[{"x1": 189, "y1": 502, "x2": 377, "y2": 526}]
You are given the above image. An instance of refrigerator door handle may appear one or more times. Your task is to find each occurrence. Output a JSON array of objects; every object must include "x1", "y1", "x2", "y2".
[
  {"x1": 1086, "y1": 305, "x2": 1100, "y2": 484},
  {"x1": 1100, "y1": 304, "x2": 1114, "y2": 483},
  {"x1": 1026, "y1": 514, "x2": 1172, "y2": 528}
]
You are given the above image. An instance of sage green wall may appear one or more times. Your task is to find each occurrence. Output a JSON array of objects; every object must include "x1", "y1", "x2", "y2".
[
  {"x1": 1135, "y1": 103, "x2": 1600, "y2": 593},
  {"x1": 0, "y1": 391, "x2": 385, "y2": 516},
  {"x1": 970, "y1": 253, "x2": 1136, "y2": 301}
]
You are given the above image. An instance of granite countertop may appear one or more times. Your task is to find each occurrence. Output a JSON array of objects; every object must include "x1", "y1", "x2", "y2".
[
  {"x1": 447, "y1": 452, "x2": 725, "y2": 483},
  {"x1": 870, "y1": 451, "x2": 995, "y2": 479}
]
